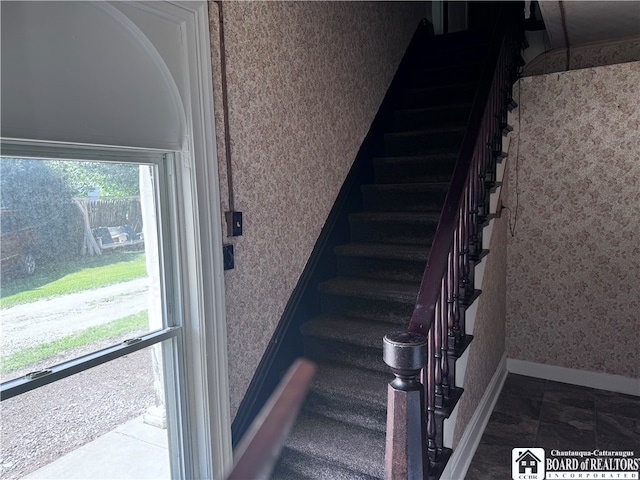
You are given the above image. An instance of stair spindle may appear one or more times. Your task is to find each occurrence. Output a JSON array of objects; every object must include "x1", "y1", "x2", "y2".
[
  {"x1": 434, "y1": 296, "x2": 444, "y2": 409},
  {"x1": 451, "y1": 225, "x2": 462, "y2": 345},
  {"x1": 440, "y1": 276, "x2": 450, "y2": 398},
  {"x1": 425, "y1": 328, "x2": 437, "y2": 462}
]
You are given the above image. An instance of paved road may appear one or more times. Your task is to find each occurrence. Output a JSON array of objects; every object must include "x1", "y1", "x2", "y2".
[{"x1": 0, "y1": 278, "x2": 149, "y2": 357}]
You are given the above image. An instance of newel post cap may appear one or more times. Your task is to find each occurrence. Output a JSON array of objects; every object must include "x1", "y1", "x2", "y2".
[{"x1": 383, "y1": 331, "x2": 427, "y2": 372}]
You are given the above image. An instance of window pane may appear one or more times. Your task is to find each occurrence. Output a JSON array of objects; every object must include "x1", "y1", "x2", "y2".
[
  {"x1": 0, "y1": 158, "x2": 164, "y2": 382},
  {"x1": 0, "y1": 344, "x2": 172, "y2": 479}
]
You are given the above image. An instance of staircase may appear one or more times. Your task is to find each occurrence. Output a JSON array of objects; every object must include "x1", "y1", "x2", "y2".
[{"x1": 272, "y1": 28, "x2": 497, "y2": 480}]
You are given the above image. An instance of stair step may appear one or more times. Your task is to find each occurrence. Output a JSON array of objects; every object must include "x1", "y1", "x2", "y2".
[
  {"x1": 305, "y1": 363, "x2": 388, "y2": 432},
  {"x1": 394, "y1": 82, "x2": 477, "y2": 109},
  {"x1": 335, "y1": 242, "x2": 429, "y2": 282},
  {"x1": 373, "y1": 153, "x2": 457, "y2": 184},
  {"x1": 318, "y1": 277, "x2": 419, "y2": 323},
  {"x1": 414, "y1": 42, "x2": 490, "y2": 66},
  {"x1": 349, "y1": 211, "x2": 440, "y2": 245},
  {"x1": 276, "y1": 412, "x2": 385, "y2": 479},
  {"x1": 335, "y1": 242, "x2": 430, "y2": 262},
  {"x1": 302, "y1": 315, "x2": 398, "y2": 372},
  {"x1": 399, "y1": 62, "x2": 483, "y2": 89},
  {"x1": 384, "y1": 126, "x2": 465, "y2": 156},
  {"x1": 275, "y1": 447, "x2": 379, "y2": 480},
  {"x1": 393, "y1": 103, "x2": 472, "y2": 131},
  {"x1": 361, "y1": 183, "x2": 450, "y2": 213}
]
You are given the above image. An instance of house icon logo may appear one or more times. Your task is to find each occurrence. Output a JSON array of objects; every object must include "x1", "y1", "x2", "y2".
[{"x1": 512, "y1": 448, "x2": 545, "y2": 480}]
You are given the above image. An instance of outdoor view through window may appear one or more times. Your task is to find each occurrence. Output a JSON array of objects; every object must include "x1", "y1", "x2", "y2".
[{"x1": 0, "y1": 157, "x2": 173, "y2": 479}]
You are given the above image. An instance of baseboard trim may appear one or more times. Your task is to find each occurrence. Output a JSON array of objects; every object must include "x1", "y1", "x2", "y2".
[
  {"x1": 507, "y1": 358, "x2": 640, "y2": 397},
  {"x1": 441, "y1": 353, "x2": 507, "y2": 480}
]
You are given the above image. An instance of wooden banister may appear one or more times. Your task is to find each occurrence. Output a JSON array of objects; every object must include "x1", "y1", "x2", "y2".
[
  {"x1": 226, "y1": 359, "x2": 316, "y2": 480},
  {"x1": 409, "y1": 6, "x2": 516, "y2": 336}
]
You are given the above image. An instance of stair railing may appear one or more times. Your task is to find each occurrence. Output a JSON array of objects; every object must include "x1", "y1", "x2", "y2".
[{"x1": 384, "y1": 5, "x2": 522, "y2": 478}]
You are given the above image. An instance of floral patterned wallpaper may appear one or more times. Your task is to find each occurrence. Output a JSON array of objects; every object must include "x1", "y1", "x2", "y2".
[
  {"x1": 506, "y1": 62, "x2": 640, "y2": 379},
  {"x1": 208, "y1": 1, "x2": 426, "y2": 418}
]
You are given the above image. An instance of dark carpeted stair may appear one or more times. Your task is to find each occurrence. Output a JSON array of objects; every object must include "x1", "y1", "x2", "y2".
[{"x1": 272, "y1": 28, "x2": 491, "y2": 480}]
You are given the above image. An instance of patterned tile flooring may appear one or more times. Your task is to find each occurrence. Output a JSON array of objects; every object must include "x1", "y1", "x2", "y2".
[{"x1": 465, "y1": 374, "x2": 640, "y2": 479}]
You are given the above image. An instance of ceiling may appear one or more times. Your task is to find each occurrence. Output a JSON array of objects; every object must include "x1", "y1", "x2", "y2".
[{"x1": 538, "y1": 1, "x2": 640, "y2": 48}]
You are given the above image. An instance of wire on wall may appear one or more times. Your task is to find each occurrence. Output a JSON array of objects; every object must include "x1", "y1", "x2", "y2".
[
  {"x1": 505, "y1": 77, "x2": 522, "y2": 238},
  {"x1": 215, "y1": 1, "x2": 236, "y2": 217},
  {"x1": 558, "y1": 0, "x2": 571, "y2": 71}
]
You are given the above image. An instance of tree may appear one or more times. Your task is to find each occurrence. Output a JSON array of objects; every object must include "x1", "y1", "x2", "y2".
[
  {"x1": 48, "y1": 161, "x2": 140, "y2": 197},
  {"x1": 1, "y1": 158, "x2": 83, "y2": 262}
]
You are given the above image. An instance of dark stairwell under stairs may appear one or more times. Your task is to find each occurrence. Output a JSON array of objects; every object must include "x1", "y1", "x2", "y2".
[{"x1": 271, "y1": 28, "x2": 497, "y2": 480}]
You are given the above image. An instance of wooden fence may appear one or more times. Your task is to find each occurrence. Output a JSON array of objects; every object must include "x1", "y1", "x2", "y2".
[{"x1": 73, "y1": 196, "x2": 143, "y2": 255}]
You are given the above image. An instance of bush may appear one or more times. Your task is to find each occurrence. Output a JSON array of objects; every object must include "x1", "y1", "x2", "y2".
[{"x1": 1, "y1": 159, "x2": 83, "y2": 263}]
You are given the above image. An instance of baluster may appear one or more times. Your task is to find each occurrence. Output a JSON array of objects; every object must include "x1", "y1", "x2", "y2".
[
  {"x1": 383, "y1": 332, "x2": 429, "y2": 480},
  {"x1": 434, "y1": 296, "x2": 443, "y2": 409},
  {"x1": 464, "y1": 185, "x2": 474, "y2": 293},
  {"x1": 462, "y1": 192, "x2": 469, "y2": 297},
  {"x1": 470, "y1": 159, "x2": 480, "y2": 257},
  {"x1": 451, "y1": 224, "x2": 462, "y2": 346},
  {"x1": 425, "y1": 327, "x2": 437, "y2": 461},
  {"x1": 440, "y1": 275, "x2": 450, "y2": 398}
]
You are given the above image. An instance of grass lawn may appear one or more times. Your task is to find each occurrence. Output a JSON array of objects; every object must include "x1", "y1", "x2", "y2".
[
  {"x1": 0, "y1": 312, "x2": 149, "y2": 374},
  {"x1": 0, "y1": 252, "x2": 147, "y2": 309}
]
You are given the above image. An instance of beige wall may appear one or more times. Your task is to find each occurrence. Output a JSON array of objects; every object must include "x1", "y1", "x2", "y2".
[
  {"x1": 506, "y1": 62, "x2": 640, "y2": 379},
  {"x1": 208, "y1": 1, "x2": 426, "y2": 418}
]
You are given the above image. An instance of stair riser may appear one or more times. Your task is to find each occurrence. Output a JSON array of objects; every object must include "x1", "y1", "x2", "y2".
[
  {"x1": 393, "y1": 105, "x2": 471, "y2": 131},
  {"x1": 394, "y1": 85, "x2": 476, "y2": 109},
  {"x1": 305, "y1": 390, "x2": 386, "y2": 433},
  {"x1": 304, "y1": 338, "x2": 388, "y2": 374},
  {"x1": 399, "y1": 64, "x2": 482, "y2": 89},
  {"x1": 411, "y1": 46, "x2": 489, "y2": 66},
  {"x1": 373, "y1": 159, "x2": 455, "y2": 184},
  {"x1": 384, "y1": 131, "x2": 464, "y2": 156},
  {"x1": 319, "y1": 293, "x2": 414, "y2": 324},
  {"x1": 336, "y1": 256, "x2": 426, "y2": 283},
  {"x1": 349, "y1": 218, "x2": 437, "y2": 245},
  {"x1": 362, "y1": 189, "x2": 447, "y2": 212}
]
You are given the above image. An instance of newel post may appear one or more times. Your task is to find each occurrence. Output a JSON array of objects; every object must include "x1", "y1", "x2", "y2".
[{"x1": 383, "y1": 332, "x2": 429, "y2": 480}]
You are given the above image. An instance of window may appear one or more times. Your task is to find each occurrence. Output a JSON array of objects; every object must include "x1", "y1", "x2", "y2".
[
  {"x1": 0, "y1": 2, "x2": 231, "y2": 477},
  {"x1": 0, "y1": 149, "x2": 186, "y2": 478}
]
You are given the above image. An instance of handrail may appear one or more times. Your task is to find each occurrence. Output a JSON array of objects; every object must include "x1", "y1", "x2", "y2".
[
  {"x1": 226, "y1": 359, "x2": 316, "y2": 480},
  {"x1": 408, "y1": 6, "x2": 517, "y2": 335}
]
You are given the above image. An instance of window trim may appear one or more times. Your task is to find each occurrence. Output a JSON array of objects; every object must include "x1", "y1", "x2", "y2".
[{"x1": 0, "y1": 327, "x2": 181, "y2": 401}]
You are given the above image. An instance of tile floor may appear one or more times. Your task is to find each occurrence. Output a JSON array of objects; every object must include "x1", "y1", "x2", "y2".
[{"x1": 465, "y1": 374, "x2": 640, "y2": 479}]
